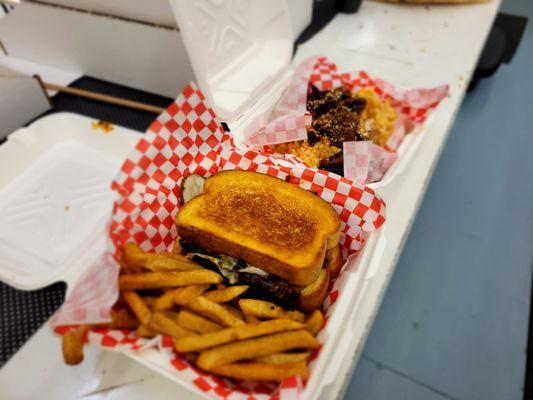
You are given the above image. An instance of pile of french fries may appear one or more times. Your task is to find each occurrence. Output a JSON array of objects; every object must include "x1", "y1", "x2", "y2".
[{"x1": 62, "y1": 241, "x2": 325, "y2": 382}]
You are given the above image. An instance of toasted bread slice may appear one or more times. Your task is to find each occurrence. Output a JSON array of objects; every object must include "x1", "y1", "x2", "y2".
[
  {"x1": 176, "y1": 171, "x2": 340, "y2": 286},
  {"x1": 299, "y1": 267, "x2": 330, "y2": 312},
  {"x1": 328, "y1": 244, "x2": 343, "y2": 278}
]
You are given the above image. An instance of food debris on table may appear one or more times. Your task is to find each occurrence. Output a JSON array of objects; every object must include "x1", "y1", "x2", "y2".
[{"x1": 91, "y1": 120, "x2": 114, "y2": 133}]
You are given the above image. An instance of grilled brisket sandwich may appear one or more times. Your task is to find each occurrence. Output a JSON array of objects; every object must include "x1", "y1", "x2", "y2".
[{"x1": 175, "y1": 170, "x2": 343, "y2": 312}]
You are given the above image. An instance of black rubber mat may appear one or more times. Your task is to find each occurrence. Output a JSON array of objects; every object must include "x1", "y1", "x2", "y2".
[{"x1": 40, "y1": 76, "x2": 173, "y2": 131}]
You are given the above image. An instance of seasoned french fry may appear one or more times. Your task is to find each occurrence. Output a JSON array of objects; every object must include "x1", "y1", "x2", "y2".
[
  {"x1": 160, "y1": 310, "x2": 180, "y2": 320},
  {"x1": 244, "y1": 314, "x2": 261, "y2": 324},
  {"x1": 146, "y1": 253, "x2": 199, "y2": 272},
  {"x1": 239, "y1": 299, "x2": 305, "y2": 322},
  {"x1": 203, "y1": 286, "x2": 249, "y2": 303},
  {"x1": 305, "y1": 309, "x2": 324, "y2": 336},
  {"x1": 175, "y1": 319, "x2": 304, "y2": 353},
  {"x1": 136, "y1": 325, "x2": 156, "y2": 338},
  {"x1": 122, "y1": 242, "x2": 152, "y2": 270},
  {"x1": 123, "y1": 291, "x2": 152, "y2": 326},
  {"x1": 149, "y1": 312, "x2": 196, "y2": 338},
  {"x1": 64, "y1": 238, "x2": 324, "y2": 377},
  {"x1": 174, "y1": 285, "x2": 210, "y2": 306},
  {"x1": 119, "y1": 270, "x2": 221, "y2": 291},
  {"x1": 176, "y1": 310, "x2": 223, "y2": 333},
  {"x1": 187, "y1": 296, "x2": 245, "y2": 327},
  {"x1": 197, "y1": 330, "x2": 318, "y2": 370},
  {"x1": 212, "y1": 361, "x2": 309, "y2": 382},
  {"x1": 62, "y1": 327, "x2": 87, "y2": 365},
  {"x1": 63, "y1": 237, "x2": 326, "y2": 378},
  {"x1": 153, "y1": 288, "x2": 182, "y2": 311},
  {"x1": 142, "y1": 296, "x2": 157, "y2": 308},
  {"x1": 222, "y1": 304, "x2": 245, "y2": 320},
  {"x1": 110, "y1": 308, "x2": 139, "y2": 329},
  {"x1": 257, "y1": 351, "x2": 311, "y2": 365},
  {"x1": 171, "y1": 238, "x2": 183, "y2": 255}
]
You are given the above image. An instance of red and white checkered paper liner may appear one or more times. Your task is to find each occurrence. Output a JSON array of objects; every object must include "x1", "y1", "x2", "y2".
[
  {"x1": 51, "y1": 253, "x2": 120, "y2": 326},
  {"x1": 53, "y1": 83, "x2": 386, "y2": 400},
  {"x1": 244, "y1": 57, "x2": 316, "y2": 147},
  {"x1": 245, "y1": 56, "x2": 449, "y2": 184},
  {"x1": 343, "y1": 141, "x2": 398, "y2": 185}
]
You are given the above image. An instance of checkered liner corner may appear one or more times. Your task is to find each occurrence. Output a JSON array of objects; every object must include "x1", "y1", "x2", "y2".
[
  {"x1": 50, "y1": 253, "x2": 120, "y2": 327},
  {"x1": 308, "y1": 56, "x2": 345, "y2": 91},
  {"x1": 245, "y1": 56, "x2": 319, "y2": 147},
  {"x1": 53, "y1": 82, "x2": 387, "y2": 400},
  {"x1": 343, "y1": 141, "x2": 398, "y2": 185}
]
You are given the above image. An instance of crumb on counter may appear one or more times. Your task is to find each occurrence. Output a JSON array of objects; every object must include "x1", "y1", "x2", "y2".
[{"x1": 92, "y1": 120, "x2": 114, "y2": 133}]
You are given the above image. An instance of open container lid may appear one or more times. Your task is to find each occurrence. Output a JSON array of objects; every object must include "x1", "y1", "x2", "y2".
[
  {"x1": 169, "y1": 0, "x2": 294, "y2": 121},
  {"x1": 0, "y1": 113, "x2": 139, "y2": 292},
  {"x1": 0, "y1": 1, "x2": 293, "y2": 292}
]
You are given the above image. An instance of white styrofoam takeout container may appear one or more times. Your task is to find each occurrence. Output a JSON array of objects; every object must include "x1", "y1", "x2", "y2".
[
  {"x1": 0, "y1": 1, "x2": 408, "y2": 398},
  {"x1": 169, "y1": 0, "x2": 295, "y2": 135},
  {"x1": 0, "y1": 111, "x2": 387, "y2": 400},
  {"x1": 0, "y1": 1, "x2": 400, "y2": 397},
  {"x1": 123, "y1": 230, "x2": 388, "y2": 400},
  {"x1": 170, "y1": 0, "x2": 437, "y2": 190},
  {"x1": 368, "y1": 117, "x2": 432, "y2": 190},
  {"x1": 0, "y1": 113, "x2": 139, "y2": 292}
]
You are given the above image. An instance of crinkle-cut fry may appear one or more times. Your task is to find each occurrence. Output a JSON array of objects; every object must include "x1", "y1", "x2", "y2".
[
  {"x1": 186, "y1": 296, "x2": 245, "y2": 327},
  {"x1": 146, "y1": 253, "x2": 200, "y2": 272},
  {"x1": 239, "y1": 299, "x2": 305, "y2": 322},
  {"x1": 174, "y1": 284, "x2": 210, "y2": 306},
  {"x1": 244, "y1": 314, "x2": 261, "y2": 324},
  {"x1": 119, "y1": 270, "x2": 221, "y2": 291},
  {"x1": 109, "y1": 308, "x2": 139, "y2": 329},
  {"x1": 176, "y1": 310, "x2": 223, "y2": 333},
  {"x1": 203, "y1": 286, "x2": 249, "y2": 303},
  {"x1": 171, "y1": 238, "x2": 183, "y2": 256},
  {"x1": 257, "y1": 351, "x2": 311, "y2": 365},
  {"x1": 197, "y1": 330, "x2": 318, "y2": 370},
  {"x1": 153, "y1": 288, "x2": 182, "y2": 311},
  {"x1": 149, "y1": 312, "x2": 196, "y2": 338},
  {"x1": 62, "y1": 326, "x2": 89, "y2": 365},
  {"x1": 121, "y1": 242, "x2": 152, "y2": 271},
  {"x1": 123, "y1": 291, "x2": 152, "y2": 326},
  {"x1": 305, "y1": 309, "x2": 325, "y2": 336},
  {"x1": 136, "y1": 325, "x2": 156, "y2": 338},
  {"x1": 175, "y1": 319, "x2": 304, "y2": 353},
  {"x1": 212, "y1": 361, "x2": 309, "y2": 382}
]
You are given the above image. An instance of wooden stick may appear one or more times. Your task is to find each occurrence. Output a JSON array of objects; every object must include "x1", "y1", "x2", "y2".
[{"x1": 43, "y1": 81, "x2": 166, "y2": 114}]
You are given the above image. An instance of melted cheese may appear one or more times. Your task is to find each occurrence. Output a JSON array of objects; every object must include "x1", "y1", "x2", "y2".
[{"x1": 188, "y1": 252, "x2": 269, "y2": 284}]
